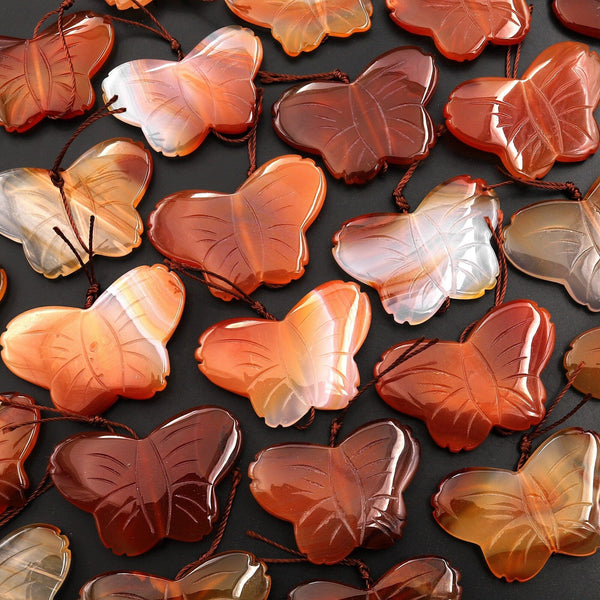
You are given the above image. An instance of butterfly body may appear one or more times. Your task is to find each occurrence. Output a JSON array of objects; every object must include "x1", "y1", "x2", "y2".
[
  {"x1": 50, "y1": 407, "x2": 242, "y2": 556},
  {"x1": 0, "y1": 12, "x2": 114, "y2": 132},
  {"x1": 272, "y1": 47, "x2": 438, "y2": 183},
  {"x1": 102, "y1": 26, "x2": 262, "y2": 157}
]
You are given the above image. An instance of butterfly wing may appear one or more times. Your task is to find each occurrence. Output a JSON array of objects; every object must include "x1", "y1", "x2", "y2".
[
  {"x1": 0, "y1": 524, "x2": 70, "y2": 600},
  {"x1": 333, "y1": 176, "x2": 499, "y2": 324},
  {"x1": 273, "y1": 47, "x2": 437, "y2": 183},
  {"x1": 80, "y1": 552, "x2": 270, "y2": 600},
  {"x1": 224, "y1": 0, "x2": 372, "y2": 56},
  {"x1": 564, "y1": 326, "x2": 600, "y2": 398},
  {"x1": 105, "y1": 0, "x2": 154, "y2": 8},
  {"x1": 0, "y1": 139, "x2": 152, "y2": 278},
  {"x1": 103, "y1": 26, "x2": 262, "y2": 157},
  {"x1": 0, "y1": 394, "x2": 39, "y2": 513},
  {"x1": 0, "y1": 12, "x2": 114, "y2": 132},
  {"x1": 0, "y1": 264, "x2": 185, "y2": 416},
  {"x1": 553, "y1": 0, "x2": 600, "y2": 38},
  {"x1": 503, "y1": 196, "x2": 600, "y2": 310},
  {"x1": 249, "y1": 421, "x2": 419, "y2": 564},
  {"x1": 445, "y1": 42, "x2": 600, "y2": 179},
  {"x1": 147, "y1": 155, "x2": 325, "y2": 299},
  {"x1": 433, "y1": 428, "x2": 600, "y2": 581},
  {"x1": 50, "y1": 408, "x2": 240, "y2": 555},
  {"x1": 196, "y1": 281, "x2": 370, "y2": 427},
  {"x1": 387, "y1": 0, "x2": 530, "y2": 61}
]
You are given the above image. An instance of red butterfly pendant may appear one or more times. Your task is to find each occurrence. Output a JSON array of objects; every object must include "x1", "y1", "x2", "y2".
[
  {"x1": 249, "y1": 420, "x2": 420, "y2": 564},
  {"x1": 553, "y1": 0, "x2": 600, "y2": 38},
  {"x1": 272, "y1": 47, "x2": 438, "y2": 184},
  {"x1": 375, "y1": 300, "x2": 555, "y2": 452},
  {"x1": 445, "y1": 41, "x2": 600, "y2": 180},
  {"x1": 49, "y1": 407, "x2": 242, "y2": 556},
  {"x1": 0, "y1": 12, "x2": 114, "y2": 132}
]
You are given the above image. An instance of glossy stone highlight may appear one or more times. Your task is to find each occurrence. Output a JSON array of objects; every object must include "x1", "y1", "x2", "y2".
[
  {"x1": 0, "y1": 12, "x2": 114, "y2": 132},
  {"x1": 0, "y1": 139, "x2": 152, "y2": 278},
  {"x1": 80, "y1": 552, "x2": 269, "y2": 600},
  {"x1": 332, "y1": 176, "x2": 499, "y2": 325},
  {"x1": 0, "y1": 524, "x2": 70, "y2": 600},
  {"x1": 504, "y1": 175, "x2": 600, "y2": 310},
  {"x1": 249, "y1": 420, "x2": 419, "y2": 564},
  {"x1": 387, "y1": 0, "x2": 530, "y2": 61},
  {"x1": 553, "y1": 0, "x2": 600, "y2": 38},
  {"x1": 147, "y1": 155, "x2": 326, "y2": 299},
  {"x1": 102, "y1": 26, "x2": 262, "y2": 157},
  {"x1": 0, "y1": 264, "x2": 185, "y2": 416},
  {"x1": 445, "y1": 42, "x2": 600, "y2": 179},
  {"x1": 0, "y1": 269, "x2": 6, "y2": 302},
  {"x1": 224, "y1": 0, "x2": 372, "y2": 56},
  {"x1": 105, "y1": 0, "x2": 153, "y2": 8},
  {"x1": 50, "y1": 407, "x2": 241, "y2": 556},
  {"x1": 0, "y1": 393, "x2": 40, "y2": 514},
  {"x1": 433, "y1": 428, "x2": 600, "y2": 582},
  {"x1": 289, "y1": 557, "x2": 461, "y2": 600},
  {"x1": 376, "y1": 300, "x2": 554, "y2": 452},
  {"x1": 272, "y1": 47, "x2": 438, "y2": 184},
  {"x1": 196, "y1": 281, "x2": 370, "y2": 427},
  {"x1": 564, "y1": 327, "x2": 600, "y2": 398}
]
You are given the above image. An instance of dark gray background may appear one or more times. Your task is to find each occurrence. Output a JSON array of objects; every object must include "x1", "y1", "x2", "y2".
[{"x1": 0, "y1": 0, "x2": 599, "y2": 597}]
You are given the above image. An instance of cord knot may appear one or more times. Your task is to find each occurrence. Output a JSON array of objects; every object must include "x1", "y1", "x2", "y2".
[
  {"x1": 565, "y1": 181, "x2": 583, "y2": 202},
  {"x1": 50, "y1": 170, "x2": 65, "y2": 188},
  {"x1": 61, "y1": 0, "x2": 75, "y2": 9},
  {"x1": 333, "y1": 69, "x2": 350, "y2": 83}
]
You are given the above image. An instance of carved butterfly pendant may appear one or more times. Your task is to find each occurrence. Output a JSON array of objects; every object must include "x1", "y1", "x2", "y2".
[
  {"x1": 272, "y1": 47, "x2": 438, "y2": 184},
  {"x1": 504, "y1": 176, "x2": 600, "y2": 310},
  {"x1": 564, "y1": 327, "x2": 600, "y2": 399},
  {"x1": 386, "y1": 0, "x2": 531, "y2": 61},
  {"x1": 289, "y1": 557, "x2": 460, "y2": 600},
  {"x1": 147, "y1": 155, "x2": 326, "y2": 299},
  {"x1": 0, "y1": 524, "x2": 70, "y2": 600},
  {"x1": 0, "y1": 268, "x2": 6, "y2": 302},
  {"x1": 553, "y1": 0, "x2": 600, "y2": 38},
  {"x1": 0, "y1": 138, "x2": 152, "y2": 278},
  {"x1": 102, "y1": 26, "x2": 262, "y2": 157},
  {"x1": 375, "y1": 300, "x2": 555, "y2": 452},
  {"x1": 50, "y1": 406, "x2": 241, "y2": 556},
  {"x1": 445, "y1": 41, "x2": 600, "y2": 179},
  {"x1": 106, "y1": 0, "x2": 153, "y2": 8},
  {"x1": 249, "y1": 420, "x2": 419, "y2": 564},
  {"x1": 224, "y1": 0, "x2": 372, "y2": 56},
  {"x1": 332, "y1": 176, "x2": 499, "y2": 325},
  {"x1": 433, "y1": 428, "x2": 600, "y2": 581},
  {"x1": 0, "y1": 12, "x2": 114, "y2": 132},
  {"x1": 0, "y1": 264, "x2": 185, "y2": 416},
  {"x1": 196, "y1": 281, "x2": 370, "y2": 427},
  {"x1": 80, "y1": 551, "x2": 269, "y2": 600},
  {"x1": 0, "y1": 393, "x2": 40, "y2": 515}
]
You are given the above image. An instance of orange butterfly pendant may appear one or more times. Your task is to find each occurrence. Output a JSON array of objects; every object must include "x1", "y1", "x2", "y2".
[
  {"x1": 386, "y1": 0, "x2": 531, "y2": 61},
  {"x1": 433, "y1": 428, "x2": 600, "y2": 581},
  {"x1": 196, "y1": 281, "x2": 370, "y2": 427},
  {"x1": 0, "y1": 12, "x2": 114, "y2": 132},
  {"x1": 224, "y1": 0, "x2": 373, "y2": 56},
  {"x1": 80, "y1": 552, "x2": 270, "y2": 600},
  {"x1": 249, "y1": 420, "x2": 420, "y2": 564},
  {"x1": 0, "y1": 264, "x2": 185, "y2": 417},
  {"x1": 445, "y1": 41, "x2": 600, "y2": 179},
  {"x1": 332, "y1": 176, "x2": 499, "y2": 325},
  {"x1": 105, "y1": 0, "x2": 153, "y2": 8},
  {"x1": 0, "y1": 394, "x2": 40, "y2": 515},
  {"x1": 553, "y1": 0, "x2": 600, "y2": 38},
  {"x1": 289, "y1": 557, "x2": 460, "y2": 600},
  {"x1": 147, "y1": 155, "x2": 325, "y2": 299},
  {"x1": 102, "y1": 26, "x2": 262, "y2": 157},
  {"x1": 0, "y1": 268, "x2": 6, "y2": 302},
  {"x1": 375, "y1": 300, "x2": 555, "y2": 452},
  {"x1": 50, "y1": 407, "x2": 241, "y2": 556},
  {"x1": 0, "y1": 138, "x2": 152, "y2": 278},
  {"x1": 503, "y1": 175, "x2": 600, "y2": 310},
  {"x1": 272, "y1": 47, "x2": 438, "y2": 184},
  {"x1": 564, "y1": 326, "x2": 600, "y2": 399}
]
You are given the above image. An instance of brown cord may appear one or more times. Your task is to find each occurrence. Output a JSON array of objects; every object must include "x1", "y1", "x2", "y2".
[
  {"x1": 485, "y1": 212, "x2": 507, "y2": 307},
  {"x1": 258, "y1": 69, "x2": 350, "y2": 85},
  {"x1": 435, "y1": 296, "x2": 451, "y2": 316},
  {"x1": 517, "y1": 362, "x2": 589, "y2": 469},
  {"x1": 109, "y1": 0, "x2": 184, "y2": 59},
  {"x1": 329, "y1": 337, "x2": 439, "y2": 446},
  {"x1": 0, "y1": 397, "x2": 139, "y2": 439},
  {"x1": 505, "y1": 5, "x2": 533, "y2": 78},
  {"x1": 246, "y1": 530, "x2": 372, "y2": 588},
  {"x1": 293, "y1": 407, "x2": 315, "y2": 431},
  {"x1": 0, "y1": 468, "x2": 54, "y2": 528},
  {"x1": 490, "y1": 167, "x2": 583, "y2": 201},
  {"x1": 165, "y1": 259, "x2": 276, "y2": 320},
  {"x1": 176, "y1": 469, "x2": 243, "y2": 579}
]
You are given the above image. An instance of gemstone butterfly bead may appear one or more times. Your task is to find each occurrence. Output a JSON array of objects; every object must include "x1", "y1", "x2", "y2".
[
  {"x1": 564, "y1": 327, "x2": 600, "y2": 399},
  {"x1": 553, "y1": 0, "x2": 600, "y2": 38}
]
